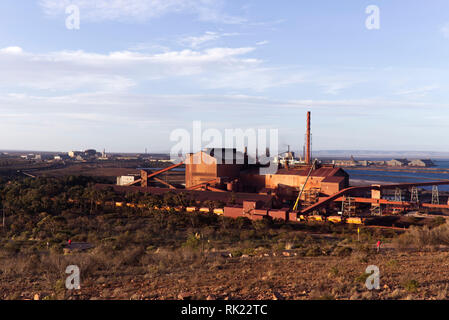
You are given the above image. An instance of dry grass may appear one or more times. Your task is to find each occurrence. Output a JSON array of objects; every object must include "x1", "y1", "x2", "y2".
[
  {"x1": 2, "y1": 243, "x2": 449, "y2": 300},
  {"x1": 394, "y1": 223, "x2": 449, "y2": 249}
]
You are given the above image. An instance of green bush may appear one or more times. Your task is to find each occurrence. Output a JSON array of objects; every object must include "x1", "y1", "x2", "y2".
[
  {"x1": 355, "y1": 271, "x2": 370, "y2": 284},
  {"x1": 403, "y1": 279, "x2": 419, "y2": 292},
  {"x1": 182, "y1": 233, "x2": 201, "y2": 250}
]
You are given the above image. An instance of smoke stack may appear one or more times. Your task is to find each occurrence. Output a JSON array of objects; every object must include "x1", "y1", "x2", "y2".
[{"x1": 306, "y1": 111, "x2": 311, "y2": 165}]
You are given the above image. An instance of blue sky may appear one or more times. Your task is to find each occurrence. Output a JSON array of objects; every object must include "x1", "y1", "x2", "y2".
[{"x1": 1, "y1": 0, "x2": 449, "y2": 153}]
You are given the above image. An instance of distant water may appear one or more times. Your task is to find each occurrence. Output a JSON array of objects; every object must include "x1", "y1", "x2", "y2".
[
  {"x1": 137, "y1": 167, "x2": 185, "y2": 172},
  {"x1": 139, "y1": 162, "x2": 449, "y2": 191},
  {"x1": 346, "y1": 160, "x2": 449, "y2": 191}
]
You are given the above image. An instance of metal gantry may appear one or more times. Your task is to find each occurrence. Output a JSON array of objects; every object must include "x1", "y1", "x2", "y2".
[
  {"x1": 432, "y1": 185, "x2": 440, "y2": 205},
  {"x1": 341, "y1": 196, "x2": 356, "y2": 217},
  {"x1": 370, "y1": 204, "x2": 382, "y2": 216},
  {"x1": 411, "y1": 186, "x2": 419, "y2": 203},
  {"x1": 394, "y1": 188, "x2": 402, "y2": 202}
]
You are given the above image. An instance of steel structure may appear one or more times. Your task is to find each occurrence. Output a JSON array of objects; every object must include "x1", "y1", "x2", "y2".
[
  {"x1": 125, "y1": 162, "x2": 184, "y2": 188},
  {"x1": 411, "y1": 186, "x2": 419, "y2": 203},
  {"x1": 301, "y1": 180, "x2": 449, "y2": 214},
  {"x1": 305, "y1": 111, "x2": 311, "y2": 165},
  {"x1": 341, "y1": 196, "x2": 356, "y2": 216},
  {"x1": 394, "y1": 188, "x2": 402, "y2": 202},
  {"x1": 432, "y1": 185, "x2": 440, "y2": 205}
]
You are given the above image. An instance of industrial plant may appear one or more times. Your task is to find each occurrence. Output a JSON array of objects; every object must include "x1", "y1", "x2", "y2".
[{"x1": 104, "y1": 111, "x2": 449, "y2": 225}]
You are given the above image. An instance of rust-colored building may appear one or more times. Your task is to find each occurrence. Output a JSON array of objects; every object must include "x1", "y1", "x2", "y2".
[
  {"x1": 240, "y1": 166, "x2": 349, "y2": 197},
  {"x1": 185, "y1": 148, "x2": 349, "y2": 200},
  {"x1": 185, "y1": 148, "x2": 247, "y2": 189}
]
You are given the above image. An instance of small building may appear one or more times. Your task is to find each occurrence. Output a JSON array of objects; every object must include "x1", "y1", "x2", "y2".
[
  {"x1": 334, "y1": 159, "x2": 357, "y2": 167},
  {"x1": 68, "y1": 151, "x2": 83, "y2": 158},
  {"x1": 408, "y1": 159, "x2": 435, "y2": 167},
  {"x1": 54, "y1": 154, "x2": 70, "y2": 161},
  {"x1": 84, "y1": 149, "x2": 97, "y2": 157},
  {"x1": 370, "y1": 160, "x2": 386, "y2": 166},
  {"x1": 117, "y1": 175, "x2": 139, "y2": 186},
  {"x1": 358, "y1": 160, "x2": 369, "y2": 167},
  {"x1": 20, "y1": 154, "x2": 35, "y2": 160},
  {"x1": 387, "y1": 159, "x2": 410, "y2": 167}
]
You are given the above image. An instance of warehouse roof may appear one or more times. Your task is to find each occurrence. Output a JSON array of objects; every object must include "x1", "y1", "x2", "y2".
[{"x1": 275, "y1": 167, "x2": 348, "y2": 178}]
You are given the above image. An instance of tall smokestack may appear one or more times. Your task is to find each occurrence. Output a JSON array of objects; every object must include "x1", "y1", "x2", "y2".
[{"x1": 306, "y1": 111, "x2": 311, "y2": 165}]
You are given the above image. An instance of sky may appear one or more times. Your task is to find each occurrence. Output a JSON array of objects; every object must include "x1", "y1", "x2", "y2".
[{"x1": 1, "y1": 0, "x2": 449, "y2": 153}]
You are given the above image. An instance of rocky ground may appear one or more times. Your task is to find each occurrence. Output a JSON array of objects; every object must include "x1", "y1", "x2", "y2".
[{"x1": 2, "y1": 248, "x2": 449, "y2": 300}]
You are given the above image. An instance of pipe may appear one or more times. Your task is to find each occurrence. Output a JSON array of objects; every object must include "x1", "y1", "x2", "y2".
[{"x1": 306, "y1": 111, "x2": 311, "y2": 165}]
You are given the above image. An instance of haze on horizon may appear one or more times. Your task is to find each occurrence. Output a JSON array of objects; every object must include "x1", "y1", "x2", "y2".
[{"x1": 1, "y1": 1, "x2": 449, "y2": 153}]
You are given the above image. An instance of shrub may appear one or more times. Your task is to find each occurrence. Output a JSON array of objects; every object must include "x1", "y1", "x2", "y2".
[
  {"x1": 333, "y1": 246, "x2": 353, "y2": 257},
  {"x1": 182, "y1": 233, "x2": 201, "y2": 250},
  {"x1": 432, "y1": 217, "x2": 446, "y2": 227},
  {"x1": 231, "y1": 249, "x2": 243, "y2": 257},
  {"x1": 394, "y1": 224, "x2": 449, "y2": 249},
  {"x1": 3, "y1": 241, "x2": 20, "y2": 254},
  {"x1": 355, "y1": 271, "x2": 370, "y2": 284},
  {"x1": 403, "y1": 279, "x2": 419, "y2": 293},
  {"x1": 285, "y1": 242, "x2": 294, "y2": 250},
  {"x1": 305, "y1": 246, "x2": 322, "y2": 257},
  {"x1": 329, "y1": 266, "x2": 339, "y2": 277},
  {"x1": 386, "y1": 259, "x2": 399, "y2": 268}
]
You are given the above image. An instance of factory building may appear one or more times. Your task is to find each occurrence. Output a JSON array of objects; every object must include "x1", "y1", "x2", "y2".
[
  {"x1": 116, "y1": 111, "x2": 350, "y2": 211},
  {"x1": 184, "y1": 111, "x2": 349, "y2": 200},
  {"x1": 239, "y1": 166, "x2": 349, "y2": 197},
  {"x1": 185, "y1": 148, "x2": 249, "y2": 190},
  {"x1": 184, "y1": 149, "x2": 349, "y2": 199}
]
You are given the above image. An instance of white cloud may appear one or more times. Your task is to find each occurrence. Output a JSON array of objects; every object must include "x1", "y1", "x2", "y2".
[
  {"x1": 395, "y1": 85, "x2": 440, "y2": 98},
  {"x1": 181, "y1": 31, "x2": 221, "y2": 48},
  {"x1": 0, "y1": 46, "x2": 23, "y2": 54},
  {"x1": 179, "y1": 31, "x2": 239, "y2": 48},
  {"x1": 2, "y1": 45, "x2": 339, "y2": 92},
  {"x1": 442, "y1": 23, "x2": 449, "y2": 38},
  {"x1": 2, "y1": 91, "x2": 449, "y2": 152},
  {"x1": 0, "y1": 45, "x2": 261, "y2": 92},
  {"x1": 39, "y1": 0, "x2": 245, "y2": 24},
  {"x1": 1, "y1": 45, "x2": 447, "y2": 105}
]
